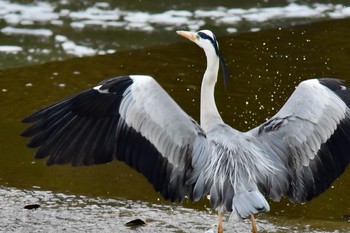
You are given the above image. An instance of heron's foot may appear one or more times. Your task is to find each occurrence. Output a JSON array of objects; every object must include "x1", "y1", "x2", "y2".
[
  {"x1": 251, "y1": 215, "x2": 257, "y2": 233},
  {"x1": 217, "y1": 224, "x2": 223, "y2": 233}
]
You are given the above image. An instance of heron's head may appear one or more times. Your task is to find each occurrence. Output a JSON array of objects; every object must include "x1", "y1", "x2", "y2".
[
  {"x1": 176, "y1": 30, "x2": 229, "y2": 88},
  {"x1": 176, "y1": 30, "x2": 218, "y2": 53}
]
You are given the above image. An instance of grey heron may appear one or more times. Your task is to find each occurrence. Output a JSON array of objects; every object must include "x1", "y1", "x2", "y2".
[{"x1": 22, "y1": 30, "x2": 350, "y2": 233}]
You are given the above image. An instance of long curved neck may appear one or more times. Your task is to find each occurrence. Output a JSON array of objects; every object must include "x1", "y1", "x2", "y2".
[{"x1": 200, "y1": 52, "x2": 223, "y2": 132}]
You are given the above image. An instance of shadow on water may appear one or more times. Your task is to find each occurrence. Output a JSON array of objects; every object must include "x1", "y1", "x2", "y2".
[{"x1": 1, "y1": 18, "x2": 350, "y2": 232}]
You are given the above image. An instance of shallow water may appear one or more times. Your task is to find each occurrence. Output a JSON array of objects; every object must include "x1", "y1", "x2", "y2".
[
  {"x1": 1, "y1": 186, "x2": 349, "y2": 233},
  {"x1": 0, "y1": 186, "x2": 276, "y2": 233},
  {"x1": 0, "y1": 17, "x2": 350, "y2": 232}
]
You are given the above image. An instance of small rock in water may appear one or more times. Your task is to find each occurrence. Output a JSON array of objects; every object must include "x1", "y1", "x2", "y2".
[
  {"x1": 342, "y1": 215, "x2": 350, "y2": 222},
  {"x1": 125, "y1": 218, "x2": 146, "y2": 228},
  {"x1": 24, "y1": 204, "x2": 40, "y2": 210}
]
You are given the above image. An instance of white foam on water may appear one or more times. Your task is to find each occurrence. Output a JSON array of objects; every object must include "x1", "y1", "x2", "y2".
[
  {"x1": 218, "y1": 15, "x2": 241, "y2": 24},
  {"x1": 150, "y1": 12, "x2": 189, "y2": 25},
  {"x1": 1, "y1": 0, "x2": 350, "y2": 66},
  {"x1": 124, "y1": 11, "x2": 151, "y2": 23},
  {"x1": 194, "y1": 9, "x2": 227, "y2": 19},
  {"x1": 328, "y1": 6, "x2": 350, "y2": 18},
  {"x1": 1, "y1": 26, "x2": 53, "y2": 37},
  {"x1": 55, "y1": 35, "x2": 68, "y2": 43},
  {"x1": 0, "y1": 1, "x2": 58, "y2": 24},
  {"x1": 227, "y1": 28, "x2": 238, "y2": 33},
  {"x1": 61, "y1": 41, "x2": 97, "y2": 57},
  {"x1": 2, "y1": 0, "x2": 350, "y2": 34},
  {"x1": 0, "y1": 45, "x2": 23, "y2": 53},
  {"x1": 1, "y1": 186, "x2": 348, "y2": 232},
  {"x1": 0, "y1": 187, "x2": 283, "y2": 233},
  {"x1": 69, "y1": 7, "x2": 120, "y2": 21},
  {"x1": 1, "y1": 0, "x2": 350, "y2": 34}
]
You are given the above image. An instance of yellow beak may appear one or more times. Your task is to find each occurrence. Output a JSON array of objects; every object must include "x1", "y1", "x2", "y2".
[{"x1": 176, "y1": 30, "x2": 197, "y2": 42}]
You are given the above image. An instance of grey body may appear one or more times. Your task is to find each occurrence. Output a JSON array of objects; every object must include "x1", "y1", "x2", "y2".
[{"x1": 22, "y1": 30, "x2": 350, "y2": 221}]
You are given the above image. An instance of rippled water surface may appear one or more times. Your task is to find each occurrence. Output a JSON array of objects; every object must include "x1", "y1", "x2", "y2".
[
  {"x1": 2, "y1": 186, "x2": 349, "y2": 233},
  {"x1": 1, "y1": 0, "x2": 350, "y2": 68},
  {"x1": 1, "y1": 1, "x2": 350, "y2": 232}
]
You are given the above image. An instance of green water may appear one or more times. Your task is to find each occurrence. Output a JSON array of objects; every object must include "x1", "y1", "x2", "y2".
[{"x1": 1, "y1": 18, "x2": 350, "y2": 232}]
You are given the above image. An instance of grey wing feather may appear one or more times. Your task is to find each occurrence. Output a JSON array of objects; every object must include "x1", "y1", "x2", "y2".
[
  {"x1": 248, "y1": 78, "x2": 350, "y2": 203},
  {"x1": 22, "y1": 75, "x2": 209, "y2": 202}
]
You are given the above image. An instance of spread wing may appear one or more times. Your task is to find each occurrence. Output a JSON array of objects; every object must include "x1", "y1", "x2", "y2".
[
  {"x1": 22, "y1": 75, "x2": 209, "y2": 202},
  {"x1": 248, "y1": 78, "x2": 350, "y2": 203}
]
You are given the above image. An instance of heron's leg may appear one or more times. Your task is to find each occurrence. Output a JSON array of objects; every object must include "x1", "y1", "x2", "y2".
[
  {"x1": 217, "y1": 211, "x2": 223, "y2": 233},
  {"x1": 251, "y1": 215, "x2": 257, "y2": 233}
]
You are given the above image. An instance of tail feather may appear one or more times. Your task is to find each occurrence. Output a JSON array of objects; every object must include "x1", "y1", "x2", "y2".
[{"x1": 232, "y1": 190, "x2": 270, "y2": 219}]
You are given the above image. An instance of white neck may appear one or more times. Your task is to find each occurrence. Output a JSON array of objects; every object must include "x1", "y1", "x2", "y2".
[{"x1": 200, "y1": 50, "x2": 223, "y2": 132}]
